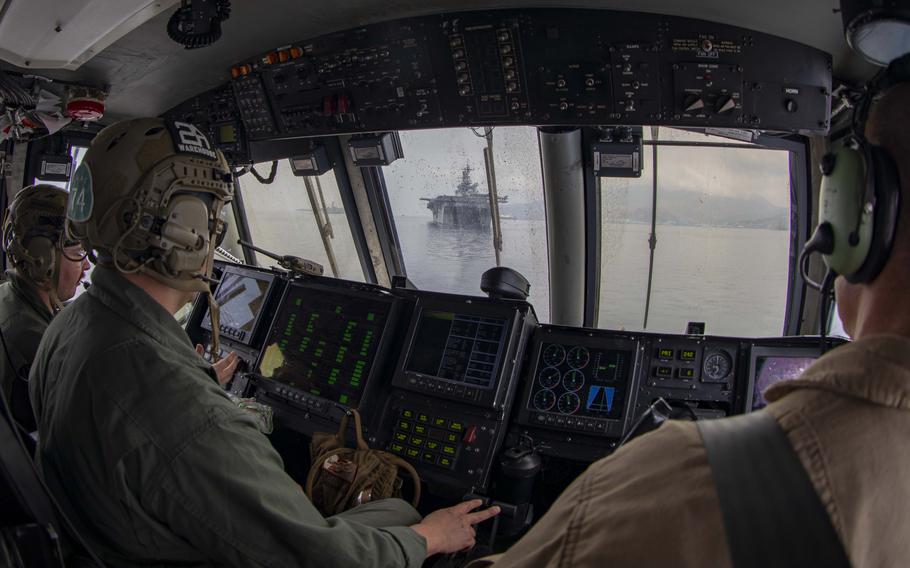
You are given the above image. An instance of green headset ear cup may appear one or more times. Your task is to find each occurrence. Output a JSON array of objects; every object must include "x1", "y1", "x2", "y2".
[
  {"x1": 818, "y1": 146, "x2": 873, "y2": 277},
  {"x1": 23, "y1": 235, "x2": 57, "y2": 284},
  {"x1": 850, "y1": 144, "x2": 901, "y2": 283}
]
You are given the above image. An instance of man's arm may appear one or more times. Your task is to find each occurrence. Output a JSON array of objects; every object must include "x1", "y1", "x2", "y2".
[
  {"x1": 471, "y1": 420, "x2": 732, "y2": 568},
  {"x1": 144, "y1": 407, "x2": 427, "y2": 568}
]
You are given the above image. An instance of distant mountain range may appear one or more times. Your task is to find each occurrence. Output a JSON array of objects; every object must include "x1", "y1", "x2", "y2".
[{"x1": 495, "y1": 188, "x2": 788, "y2": 230}]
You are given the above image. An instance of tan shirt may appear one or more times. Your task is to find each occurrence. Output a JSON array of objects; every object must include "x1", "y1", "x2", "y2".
[{"x1": 473, "y1": 335, "x2": 910, "y2": 567}]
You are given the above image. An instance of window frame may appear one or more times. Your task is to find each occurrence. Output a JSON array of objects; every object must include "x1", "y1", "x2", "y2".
[{"x1": 585, "y1": 130, "x2": 811, "y2": 336}]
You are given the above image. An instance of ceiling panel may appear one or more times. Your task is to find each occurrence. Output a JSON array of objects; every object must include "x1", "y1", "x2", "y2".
[{"x1": 0, "y1": 0, "x2": 869, "y2": 121}]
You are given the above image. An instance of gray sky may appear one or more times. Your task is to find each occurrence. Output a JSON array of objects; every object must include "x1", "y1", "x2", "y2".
[{"x1": 382, "y1": 126, "x2": 791, "y2": 217}]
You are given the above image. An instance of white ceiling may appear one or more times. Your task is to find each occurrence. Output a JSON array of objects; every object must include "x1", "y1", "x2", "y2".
[{"x1": 0, "y1": 0, "x2": 872, "y2": 121}]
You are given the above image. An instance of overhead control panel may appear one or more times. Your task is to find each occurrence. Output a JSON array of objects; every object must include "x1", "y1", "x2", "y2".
[
  {"x1": 205, "y1": 7, "x2": 830, "y2": 145},
  {"x1": 163, "y1": 84, "x2": 252, "y2": 165}
]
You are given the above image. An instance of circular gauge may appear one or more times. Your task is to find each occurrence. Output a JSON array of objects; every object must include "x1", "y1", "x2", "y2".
[
  {"x1": 557, "y1": 392, "x2": 581, "y2": 415},
  {"x1": 567, "y1": 346, "x2": 590, "y2": 369},
  {"x1": 562, "y1": 369, "x2": 585, "y2": 392},
  {"x1": 538, "y1": 367, "x2": 561, "y2": 389},
  {"x1": 533, "y1": 389, "x2": 557, "y2": 412},
  {"x1": 703, "y1": 351, "x2": 732, "y2": 382},
  {"x1": 542, "y1": 344, "x2": 566, "y2": 367}
]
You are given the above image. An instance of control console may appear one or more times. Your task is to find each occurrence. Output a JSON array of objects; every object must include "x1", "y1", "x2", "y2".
[
  {"x1": 510, "y1": 326, "x2": 844, "y2": 462},
  {"x1": 250, "y1": 277, "x2": 403, "y2": 434},
  {"x1": 191, "y1": 262, "x2": 287, "y2": 395},
  {"x1": 374, "y1": 291, "x2": 537, "y2": 496}
]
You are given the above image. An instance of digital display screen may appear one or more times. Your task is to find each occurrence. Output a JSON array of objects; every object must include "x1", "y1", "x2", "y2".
[
  {"x1": 529, "y1": 343, "x2": 632, "y2": 420},
  {"x1": 218, "y1": 123, "x2": 237, "y2": 144},
  {"x1": 201, "y1": 269, "x2": 274, "y2": 345},
  {"x1": 405, "y1": 310, "x2": 509, "y2": 389},
  {"x1": 257, "y1": 284, "x2": 392, "y2": 407},
  {"x1": 680, "y1": 349, "x2": 697, "y2": 361},
  {"x1": 657, "y1": 348, "x2": 673, "y2": 360},
  {"x1": 752, "y1": 356, "x2": 816, "y2": 409}
]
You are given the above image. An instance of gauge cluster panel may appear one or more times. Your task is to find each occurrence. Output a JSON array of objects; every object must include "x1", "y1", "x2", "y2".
[
  {"x1": 513, "y1": 327, "x2": 643, "y2": 459},
  {"x1": 636, "y1": 337, "x2": 741, "y2": 420}
]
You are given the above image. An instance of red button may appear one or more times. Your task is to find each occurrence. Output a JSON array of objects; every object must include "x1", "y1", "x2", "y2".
[{"x1": 463, "y1": 425, "x2": 477, "y2": 445}]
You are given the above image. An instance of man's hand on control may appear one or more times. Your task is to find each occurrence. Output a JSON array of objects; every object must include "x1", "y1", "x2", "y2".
[
  {"x1": 195, "y1": 344, "x2": 240, "y2": 385},
  {"x1": 411, "y1": 499, "x2": 500, "y2": 556}
]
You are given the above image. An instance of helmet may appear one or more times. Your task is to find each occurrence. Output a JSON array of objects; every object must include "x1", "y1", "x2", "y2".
[
  {"x1": 3, "y1": 184, "x2": 69, "y2": 289},
  {"x1": 67, "y1": 117, "x2": 233, "y2": 293}
]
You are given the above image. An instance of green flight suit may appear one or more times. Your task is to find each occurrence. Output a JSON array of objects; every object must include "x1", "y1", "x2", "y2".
[
  {"x1": 0, "y1": 270, "x2": 52, "y2": 431},
  {"x1": 29, "y1": 266, "x2": 427, "y2": 567}
]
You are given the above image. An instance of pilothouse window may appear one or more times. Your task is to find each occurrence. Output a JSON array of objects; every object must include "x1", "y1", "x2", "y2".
[
  {"x1": 598, "y1": 129, "x2": 792, "y2": 336},
  {"x1": 239, "y1": 161, "x2": 364, "y2": 281},
  {"x1": 382, "y1": 126, "x2": 550, "y2": 321}
]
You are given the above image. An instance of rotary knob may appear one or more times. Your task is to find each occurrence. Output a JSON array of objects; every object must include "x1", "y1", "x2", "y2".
[
  {"x1": 715, "y1": 96, "x2": 736, "y2": 114},
  {"x1": 684, "y1": 94, "x2": 705, "y2": 112}
]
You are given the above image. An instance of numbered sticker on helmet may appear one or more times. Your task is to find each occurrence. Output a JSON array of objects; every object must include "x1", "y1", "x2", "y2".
[
  {"x1": 169, "y1": 121, "x2": 217, "y2": 160},
  {"x1": 68, "y1": 162, "x2": 94, "y2": 222}
]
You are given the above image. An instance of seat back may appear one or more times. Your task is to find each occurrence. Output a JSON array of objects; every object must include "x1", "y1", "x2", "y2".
[{"x1": 0, "y1": 408, "x2": 66, "y2": 567}]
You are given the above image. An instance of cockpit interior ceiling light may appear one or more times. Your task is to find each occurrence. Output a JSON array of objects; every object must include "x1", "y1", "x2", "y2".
[
  {"x1": 0, "y1": 0, "x2": 179, "y2": 70},
  {"x1": 841, "y1": 0, "x2": 910, "y2": 66}
]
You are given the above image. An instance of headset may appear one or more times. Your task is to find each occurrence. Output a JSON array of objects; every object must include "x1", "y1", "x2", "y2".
[
  {"x1": 803, "y1": 53, "x2": 909, "y2": 286},
  {"x1": 800, "y1": 53, "x2": 908, "y2": 345}
]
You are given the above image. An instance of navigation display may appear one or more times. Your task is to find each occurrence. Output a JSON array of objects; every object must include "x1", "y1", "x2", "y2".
[
  {"x1": 528, "y1": 344, "x2": 632, "y2": 420},
  {"x1": 752, "y1": 356, "x2": 815, "y2": 409},
  {"x1": 405, "y1": 310, "x2": 508, "y2": 389},
  {"x1": 257, "y1": 283, "x2": 393, "y2": 407},
  {"x1": 201, "y1": 267, "x2": 275, "y2": 345}
]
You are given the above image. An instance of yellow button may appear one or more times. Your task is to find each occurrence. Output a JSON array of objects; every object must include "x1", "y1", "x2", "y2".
[
  {"x1": 442, "y1": 445, "x2": 457, "y2": 455},
  {"x1": 417, "y1": 413, "x2": 430, "y2": 423},
  {"x1": 426, "y1": 441, "x2": 440, "y2": 451},
  {"x1": 414, "y1": 425, "x2": 428, "y2": 435},
  {"x1": 446, "y1": 433, "x2": 458, "y2": 443},
  {"x1": 394, "y1": 432, "x2": 407, "y2": 442},
  {"x1": 410, "y1": 437, "x2": 424, "y2": 447},
  {"x1": 439, "y1": 457, "x2": 453, "y2": 467},
  {"x1": 434, "y1": 418, "x2": 447, "y2": 427},
  {"x1": 449, "y1": 421, "x2": 464, "y2": 432},
  {"x1": 402, "y1": 409, "x2": 414, "y2": 419},
  {"x1": 390, "y1": 443, "x2": 404, "y2": 454},
  {"x1": 406, "y1": 448, "x2": 420, "y2": 458},
  {"x1": 397, "y1": 421, "x2": 411, "y2": 431}
]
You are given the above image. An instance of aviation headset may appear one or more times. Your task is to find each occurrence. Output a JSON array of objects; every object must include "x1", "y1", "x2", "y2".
[
  {"x1": 803, "y1": 53, "x2": 910, "y2": 285},
  {"x1": 2, "y1": 185, "x2": 74, "y2": 305}
]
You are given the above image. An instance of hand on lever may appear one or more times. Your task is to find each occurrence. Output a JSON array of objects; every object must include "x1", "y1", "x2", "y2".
[
  {"x1": 195, "y1": 344, "x2": 241, "y2": 386},
  {"x1": 411, "y1": 499, "x2": 500, "y2": 556}
]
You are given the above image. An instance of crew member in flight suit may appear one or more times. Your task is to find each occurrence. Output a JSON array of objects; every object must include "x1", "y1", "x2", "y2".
[
  {"x1": 28, "y1": 118, "x2": 498, "y2": 567},
  {"x1": 470, "y1": 84, "x2": 910, "y2": 566},
  {"x1": 0, "y1": 185, "x2": 89, "y2": 431}
]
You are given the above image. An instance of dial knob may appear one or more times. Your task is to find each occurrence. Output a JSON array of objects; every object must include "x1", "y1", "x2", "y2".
[
  {"x1": 716, "y1": 96, "x2": 736, "y2": 114},
  {"x1": 684, "y1": 94, "x2": 705, "y2": 112}
]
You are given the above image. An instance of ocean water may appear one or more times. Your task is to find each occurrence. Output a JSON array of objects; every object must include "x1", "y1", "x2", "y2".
[{"x1": 393, "y1": 216, "x2": 790, "y2": 337}]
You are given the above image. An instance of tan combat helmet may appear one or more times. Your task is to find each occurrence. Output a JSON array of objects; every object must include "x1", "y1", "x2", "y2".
[
  {"x1": 67, "y1": 118, "x2": 233, "y2": 357},
  {"x1": 2, "y1": 184, "x2": 72, "y2": 308}
]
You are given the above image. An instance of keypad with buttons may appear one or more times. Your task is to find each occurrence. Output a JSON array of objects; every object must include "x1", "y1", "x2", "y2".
[{"x1": 388, "y1": 408, "x2": 469, "y2": 469}]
